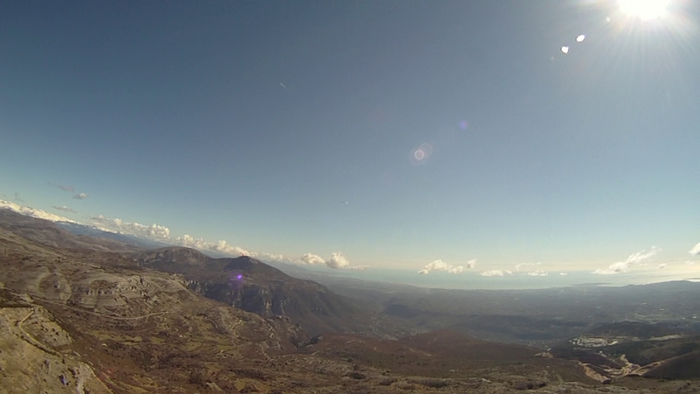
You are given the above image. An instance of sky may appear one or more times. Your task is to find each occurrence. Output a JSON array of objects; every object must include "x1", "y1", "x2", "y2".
[{"x1": 1, "y1": 0, "x2": 699, "y2": 286}]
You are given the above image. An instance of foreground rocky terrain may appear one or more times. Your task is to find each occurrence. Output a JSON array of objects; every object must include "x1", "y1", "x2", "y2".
[{"x1": 1, "y1": 210, "x2": 699, "y2": 393}]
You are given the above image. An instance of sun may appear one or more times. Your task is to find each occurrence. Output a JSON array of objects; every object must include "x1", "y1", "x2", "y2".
[{"x1": 619, "y1": 0, "x2": 671, "y2": 21}]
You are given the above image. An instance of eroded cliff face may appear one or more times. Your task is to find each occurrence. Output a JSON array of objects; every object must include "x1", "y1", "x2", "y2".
[
  {"x1": 186, "y1": 279, "x2": 286, "y2": 316},
  {"x1": 1, "y1": 259, "x2": 307, "y2": 351},
  {"x1": 135, "y1": 248, "x2": 366, "y2": 336}
]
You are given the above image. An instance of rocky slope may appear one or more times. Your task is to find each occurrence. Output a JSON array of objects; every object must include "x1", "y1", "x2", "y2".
[
  {"x1": 0, "y1": 209, "x2": 139, "y2": 253},
  {"x1": 0, "y1": 226, "x2": 307, "y2": 393},
  {"x1": 2, "y1": 211, "x2": 698, "y2": 393},
  {"x1": 134, "y1": 247, "x2": 409, "y2": 337}
]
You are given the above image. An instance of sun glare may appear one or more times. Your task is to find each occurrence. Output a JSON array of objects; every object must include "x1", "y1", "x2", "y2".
[{"x1": 619, "y1": 0, "x2": 670, "y2": 21}]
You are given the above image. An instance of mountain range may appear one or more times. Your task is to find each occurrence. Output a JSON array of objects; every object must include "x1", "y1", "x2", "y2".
[{"x1": 2, "y1": 207, "x2": 700, "y2": 393}]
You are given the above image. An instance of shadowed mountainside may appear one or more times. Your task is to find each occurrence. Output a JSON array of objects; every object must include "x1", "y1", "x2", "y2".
[{"x1": 134, "y1": 247, "x2": 412, "y2": 337}]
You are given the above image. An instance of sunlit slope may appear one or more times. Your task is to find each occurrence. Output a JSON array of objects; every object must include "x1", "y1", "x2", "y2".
[{"x1": 0, "y1": 227, "x2": 307, "y2": 393}]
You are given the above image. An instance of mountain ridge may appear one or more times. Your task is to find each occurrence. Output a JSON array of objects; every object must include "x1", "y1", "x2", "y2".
[{"x1": 133, "y1": 246, "x2": 409, "y2": 337}]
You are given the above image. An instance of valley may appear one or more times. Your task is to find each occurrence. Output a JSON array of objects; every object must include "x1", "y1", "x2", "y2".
[{"x1": 1, "y1": 210, "x2": 700, "y2": 393}]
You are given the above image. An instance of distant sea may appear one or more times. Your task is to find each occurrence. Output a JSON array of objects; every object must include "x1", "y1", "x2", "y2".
[{"x1": 293, "y1": 266, "x2": 699, "y2": 290}]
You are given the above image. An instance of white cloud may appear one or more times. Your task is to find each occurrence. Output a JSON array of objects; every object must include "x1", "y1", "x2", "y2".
[
  {"x1": 73, "y1": 193, "x2": 88, "y2": 200},
  {"x1": 593, "y1": 247, "x2": 661, "y2": 275},
  {"x1": 52, "y1": 205, "x2": 76, "y2": 213},
  {"x1": 526, "y1": 270, "x2": 548, "y2": 277},
  {"x1": 176, "y1": 234, "x2": 209, "y2": 249},
  {"x1": 559, "y1": 272, "x2": 568, "y2": 276},
  {"x1": 327, "y1": 252, "x2": 350, "y2": 269},
  {"x1": 298, "y1": 252, "x2": 355, "y2": 269},
  {"x1": 480, "y1": 269, "x2": 512, "y2": 277},
  {"x1": 689, "y1": 243, "x2": 700, "y2": 256},
  {"x1": 1, "y1": 199, "x2": 76, "y2": 223},
  {"x1": 260, "y1": 253, "x2": 286, "y2": 262},
  {"x1": 658, "y1": 263, "x2": 667, "y2": 269},
  {"x1": 418, "y1": 259, "x2": 475, "y2": 275},
  {"x1": 686, "y1": 260, "x2": 696, "y2": 266},
  {"x1": 212, "y1": 240, "x2": 254, "y2": 257},
  {"x1": 173, "y1": 234, "x2": 266, "y2": 258},
  {"x1": 90, "y1": 215, "x2": 171, "y2": 241},
  {"x1": 300, "y1": 253, "x2": 326, "y2": 265}
]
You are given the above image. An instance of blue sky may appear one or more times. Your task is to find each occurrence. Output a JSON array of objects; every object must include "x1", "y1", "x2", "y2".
[{"x1": 1, "y1": 0, "x2": 699, "y2": 284}]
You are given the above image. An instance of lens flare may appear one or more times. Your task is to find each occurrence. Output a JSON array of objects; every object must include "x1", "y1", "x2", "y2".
[
  {"x1": 410, "y1": 143, "x2": 433, "y2": 165},
  {"x1": 619, "y1": 0, "x2": 670, "y2": 21},
  {"x1": 228, "y1": 271, "x2": 244, "y2": 290}
]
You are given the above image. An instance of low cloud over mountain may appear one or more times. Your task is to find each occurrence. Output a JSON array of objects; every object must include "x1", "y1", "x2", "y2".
[
  {"x1": 1, "y1": 199, "x2": 76, "y2": 223},
  {"x1": 90, "y1": 215, "x2": 171, "y2": 241}
]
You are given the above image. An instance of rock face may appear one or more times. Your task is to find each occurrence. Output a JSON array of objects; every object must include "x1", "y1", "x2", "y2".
[
  {"x1": 135, "y1": 247, "x2": 363, "y2": 335},
  {"x1": 0, "y1": 304, "x2": 111, "y2": 394}
]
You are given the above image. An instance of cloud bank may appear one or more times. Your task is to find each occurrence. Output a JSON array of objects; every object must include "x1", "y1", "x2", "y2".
[
  {"x1": 212, "y1": 240, "x2": 253, "y2": 257},
  {"x1": 593, "y1": 247, "x2": 661, "y2": 275},
  {"x1": 300, "y1": 253, "x2": 326, "y2": 265},
  {"x1": 1, "y1": 199, "x2": 76, "y2": 223},
  {"x1": 298, "y1": 252, "x2": 355, "y2": 269},
  {"x1": 480, "y1": 269, "x2": 513, "y2": 277},
  {"x1": 526, "y1": 270, "x2": 548, "y2": 277},
  {"x1": 175, "y1": 234, "x2": 285, "y2": 260},
  {"x1": 90, "y1": 215, "x2": 171, "y2": 240},
  {"x1": 418, "y1": 259, "x2": 475, "y2": 274}
]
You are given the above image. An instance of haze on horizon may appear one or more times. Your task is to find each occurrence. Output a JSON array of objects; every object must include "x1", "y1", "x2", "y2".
[{"x1": 1, "y1": 0, "x2": 699, "y2": 287}]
